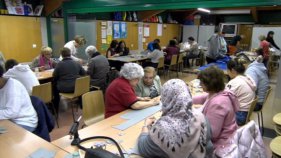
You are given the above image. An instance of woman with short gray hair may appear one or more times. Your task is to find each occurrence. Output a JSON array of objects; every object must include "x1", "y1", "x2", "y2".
[
  {"x1": 120, "y1": 62, "x2": 144, "y2": 80},
  {"x1": 105, "y1": 63, "x2": 160, "y2": 118}
]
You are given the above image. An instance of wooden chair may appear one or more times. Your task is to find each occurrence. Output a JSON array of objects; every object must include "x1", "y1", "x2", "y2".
[
  {"x1": 177, "y1": 53, "x2": 184, "y2": 74},
  {"x1": 60, "y1": 76, "x2": 90, "y2": 121},
  {"x1": 164, "y1": 55, "x2": 178, "y2": 78},
  {"x1": 32, "y1": 82, "x2": 59, "y2": 127},
  {"x1": 254, "y1": 86, "x2": 272, "y2": 135},
  {"x1": 157, "y1": 57, "x2": 165, "y2": 76},
  {"x1": 270, "y1": 136, "x2": 281, "y2": 157},
  {"x1": 273, "y1": 113, "x2": 281, "y2": 136},
  {"x1": 245, "y1": 97, "x2": 258, "y2": 124},
  {"x1": 82, "y1": 91, "x2": 105, "y2": 127}
]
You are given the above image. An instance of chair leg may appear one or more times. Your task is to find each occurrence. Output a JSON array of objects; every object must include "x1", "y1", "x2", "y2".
[
  {"x1": 71, "y1": 102, "x2": 76, "y2": 122},
  {"x1": 261, "y1": 111, "x2": 264, "y2": 136},
  {"x1": 257, "y1": 113, "x2": 261, "y2": 134},
  {"x1": 50, "y1": 102, "x2": 59, "y2": 128}
]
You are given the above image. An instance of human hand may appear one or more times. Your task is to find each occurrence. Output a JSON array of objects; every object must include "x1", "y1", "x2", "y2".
[
  {"x1": 144, "y1": 117, "x2": 156, "y2": 126},
  {"x1": 150, "y1": 97, "x2": 160, "y2": 105},
  {"x1": 114, "y1": 54, "x2": 120, "y2": 57},
  {"x1": 38, "y1": 66, "x2": 45, "y2": 72}
]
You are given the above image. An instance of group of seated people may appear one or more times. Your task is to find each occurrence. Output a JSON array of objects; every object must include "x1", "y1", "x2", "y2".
[
  {"x1": 102, "y1": 57, "x2": 268, "y2": 157},
  {"x1": 0, "y1": 31, "x2": 270, "y2": 157}
]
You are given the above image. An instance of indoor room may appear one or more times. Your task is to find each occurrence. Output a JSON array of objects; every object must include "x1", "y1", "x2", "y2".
[{"x1": 0, "y1": 0, "x2": 281, "y2": 157}]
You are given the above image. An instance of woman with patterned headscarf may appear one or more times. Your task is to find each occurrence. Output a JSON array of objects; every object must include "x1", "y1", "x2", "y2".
[{"x1": 138, "y1": 79, "x2": 213, "y2": 158}]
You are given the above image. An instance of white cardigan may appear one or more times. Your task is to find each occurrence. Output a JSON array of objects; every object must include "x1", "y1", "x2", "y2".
[{"x1": 0, "y1": 78, "x2": 38, "y2": 128}]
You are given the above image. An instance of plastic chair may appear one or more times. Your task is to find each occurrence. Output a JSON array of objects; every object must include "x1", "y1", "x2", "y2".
[
  {"x1": 254, "y1": 86, "x2": 272, "y2": 135},
  {"x1": 82, "y1": 91, "x2": 105, "y2": 127},
  {"x1": 245, "y1": 97, "x2": 258, "y2": 124},
  {"x1": 164, "y1": 55, "x2": 178, "y2": 78},
  {"x1": 32, "y1": 82, "x2": 59, "y2": 127},
  {"x1": 60, "y1": 76, "x2": 90, "y2": 121}
]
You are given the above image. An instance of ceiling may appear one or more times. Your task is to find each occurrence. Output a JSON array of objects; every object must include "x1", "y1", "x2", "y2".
[{"x1": 62, "y1": 0, "x2": 281, "y2": 14}]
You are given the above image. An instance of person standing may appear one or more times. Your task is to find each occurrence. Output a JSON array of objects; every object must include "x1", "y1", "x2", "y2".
[
  {"x1": 64, "y1": 35, "x2": 86, "y2": 63},
  {"x1": 206, "y1": 31, "x2": 227, "y2": 64},
  {"x1": 228, "y1": 35, "x2": 243, "y2": 55},
  {"x1": 266, "y1": 31, "x2": 280, "y2": 50},
  {"x1": 259, "y1": 35, "x2": 270, "y2": 67}
]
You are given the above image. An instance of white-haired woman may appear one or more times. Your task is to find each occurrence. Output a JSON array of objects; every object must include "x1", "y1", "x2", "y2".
[
  {"x1": 105, "y1": 63, "x2": 160, "y2": 118},
  {"x1": 30, "y1": 46, "x2": 56, "y2": 71},
  {"x1": 86, "y1": 45, "x2": 109, "y2": 92}
]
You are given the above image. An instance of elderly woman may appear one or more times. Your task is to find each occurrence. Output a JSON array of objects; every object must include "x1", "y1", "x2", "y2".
[
  {"x1": 138, "y1": 79, "x2": 212, "y2": 158},
  {"x1": 86, "y1": 45, "x2": 109, "y2": 92},
  {"x1": 0, "y1": 65, "x2": 38, "y2": 132},
  {"x1": 105, "y1": 63, "x2": 160, "y2": 118},
  {"x1": 226, "y1": 58, "x2": 256, "y2": 126},
  {"x1": 30, "y1": 46, "x2": 56, "y2": 71},
  {"x1": 193, "y1": 66, "x2": 239, "y2": 150},
  {"x1": 135, "y1": 66, "x2": 161, "y2": 99},
  {"x1": 259, "y1": 35, "x2": 270, "y2": 67},
  {"x1": 64, "y1": 35, "x2": 86, "y2": 63}
]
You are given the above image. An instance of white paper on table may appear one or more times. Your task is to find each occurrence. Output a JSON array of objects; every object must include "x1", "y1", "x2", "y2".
[{"x1": 157, "y1": 24, "x2": 162, "y2": 36}]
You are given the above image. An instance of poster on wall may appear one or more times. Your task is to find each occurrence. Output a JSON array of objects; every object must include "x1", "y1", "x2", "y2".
[
  {"x1": 120, "y1": 22, "x2": 127, "y2": 38},
  {"x1": 113, "y1": 21, "x2": 120, "y2": 39},
  {"x1": 107, "y1": 21, "x2": 112, "y2": 35},
  {"x1": 143, "y1": 25, "x2": 150, "y2": 37},
  {"x1": 157, "y1": 24, "x2": 162, "y2": 36},
  {"x1": 5, "y1": 0, "x2": 24, "y2": 15}
]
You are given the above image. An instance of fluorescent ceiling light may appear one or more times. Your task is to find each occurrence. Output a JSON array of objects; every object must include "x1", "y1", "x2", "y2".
[
  {"x1": 197, "y1": 8, "x2": 211, "y2": 13},
  {"x1": 210, "y1": 9, "x2": 251, "y2": 14}
]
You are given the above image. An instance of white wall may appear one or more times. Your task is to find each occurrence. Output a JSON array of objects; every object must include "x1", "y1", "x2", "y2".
[{"x1": 251, "y1": 26, "x2": 281, "y2": 49}]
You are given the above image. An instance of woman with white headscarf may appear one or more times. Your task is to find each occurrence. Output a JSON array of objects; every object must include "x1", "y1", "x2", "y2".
[{"x1": 138, "y1": 79, "x2": 213, "y2": 158}]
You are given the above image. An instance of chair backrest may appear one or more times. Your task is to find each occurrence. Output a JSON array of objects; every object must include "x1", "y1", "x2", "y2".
[
  {"x1": 170, "y1": 55, "x2": 178, "y2": 66},
  {"x1": 178, "y1": 53, "x2": 184, "y2": 63},
  {"x1": 74, "y1": 76, "x2": 90, "y2": 97},
  {"x1": 246, "y1": 97, "x2": 258, "y2": 123},
  {"x1": 0, "y1": 52, "x2": 5, "y2": 69},
  {"x1": 32, "y1": 82, "x2": 52, "y2": 103},
  {"x1": 82, "y1": 91, "x2": 105, "y2": 126},
  {"x1": 157, "y1": 57, "x2": 164, "y2": 69},
  {"x1": 265, "y1": 86, "x2": 272, "y2": 103}
]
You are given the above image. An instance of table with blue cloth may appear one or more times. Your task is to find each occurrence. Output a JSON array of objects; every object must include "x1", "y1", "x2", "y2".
[{"x1": 198, "y1": 56, "x2": 231, "y2": 73}]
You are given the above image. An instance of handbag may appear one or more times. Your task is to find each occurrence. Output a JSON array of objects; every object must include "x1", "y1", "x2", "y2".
[{"x1": 77, "y1": 136, "x2": 125, "y2": 158}]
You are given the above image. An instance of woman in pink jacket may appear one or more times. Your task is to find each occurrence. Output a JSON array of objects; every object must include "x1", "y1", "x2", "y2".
[{"x1": 193, "y1": 66, "x2": 240, "y2": 150}]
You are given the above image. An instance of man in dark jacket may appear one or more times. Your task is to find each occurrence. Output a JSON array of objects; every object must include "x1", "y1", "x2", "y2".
[
  {"x1": 86, "y1": 46, "x2": 109, "y2": 92},
  {"x1": 52, "y1": 47, "x2": 86, "y2": 112}
]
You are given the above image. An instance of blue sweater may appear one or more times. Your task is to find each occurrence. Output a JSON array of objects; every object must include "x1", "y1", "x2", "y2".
[{"x1": 245, "y1": 61, "x2": 269, "y2": 103}]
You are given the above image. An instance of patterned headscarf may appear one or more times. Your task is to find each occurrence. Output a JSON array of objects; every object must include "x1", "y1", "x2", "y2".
[{"x1": 149, "y1": 79, "x2": 208, "y2": 158}]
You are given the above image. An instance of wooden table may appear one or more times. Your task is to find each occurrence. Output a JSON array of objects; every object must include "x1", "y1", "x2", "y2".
[
  {"x1": 0, "y1": 120, "x2": 69, "y2": 158},
  {"x1": 52, "y1": 109, "x2": 156, "y2": 156},
  {"x1": 52, "y1": 79, "x2": 204, "y2": 156},
  {"x1": 108, "y1": 55, "x2": 148, "y2": 63},
  {"x1": 36, "y1": 69, "x2": 54, "y2": 81}
]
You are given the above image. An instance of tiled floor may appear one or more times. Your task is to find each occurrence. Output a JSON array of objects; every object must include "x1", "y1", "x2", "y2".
[{"x1": 50, "y1": 67, "x2": 279, "y2": 157}]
